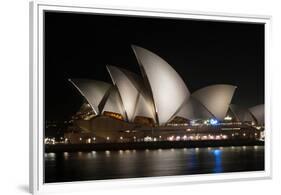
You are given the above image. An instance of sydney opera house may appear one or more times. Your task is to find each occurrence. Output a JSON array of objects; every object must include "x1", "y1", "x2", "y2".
[{"x1": 64, "y1": 45, "x2": 264, "y2": 144}]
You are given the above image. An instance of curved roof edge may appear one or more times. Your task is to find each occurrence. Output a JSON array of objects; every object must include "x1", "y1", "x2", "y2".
[
  {"x1": 69, "y1": 79, "x2": 112, "y2": 115},
  {"x1": 107, "y1": 65, "x2": 156, "y2": 122},
  {"x1": 170, "y1": 96, "x2": 213, "y2": 121},
  {"x1": 101, "y1": 86, "x2": 127, "y2": 120},
  {"x1": 132, "y1": 45, "x2": 190, "y2": 125},
  {"x1": 192, "y1": 84, "x2": 237, "y2": 120},
  {"x1": 229, "y1": 104, "x2": 255, "y2": 122},
  {"x1": 249, "y1": 104, "x2": 264, "y2": 125}
]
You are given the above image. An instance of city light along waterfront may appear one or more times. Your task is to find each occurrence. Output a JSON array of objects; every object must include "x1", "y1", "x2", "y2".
[{"x1": 45, "y1": 146, "x2": 264, "y2": 183}]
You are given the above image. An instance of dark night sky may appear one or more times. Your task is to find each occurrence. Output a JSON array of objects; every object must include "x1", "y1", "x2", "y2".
[{"x1": 44, "y1": 11, "x2": 264, "y2": 121}]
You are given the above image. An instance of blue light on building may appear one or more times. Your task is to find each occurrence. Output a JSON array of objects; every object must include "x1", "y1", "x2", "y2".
[{"x1": 210, "y1": 118, "x2": 219, "y2": 125}]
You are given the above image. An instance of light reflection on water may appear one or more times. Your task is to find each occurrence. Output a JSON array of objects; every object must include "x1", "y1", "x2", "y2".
[
  {"x1": 45, "y1": 146, "x2": 264, "y2": 183},
  {"x1": 212, "y1": 149, "x2": 222, "y2": 173}
]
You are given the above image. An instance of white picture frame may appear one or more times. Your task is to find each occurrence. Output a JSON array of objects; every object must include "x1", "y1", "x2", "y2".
[{"x1": 29, "y1": 0, "x2": 272, "y2": 194}]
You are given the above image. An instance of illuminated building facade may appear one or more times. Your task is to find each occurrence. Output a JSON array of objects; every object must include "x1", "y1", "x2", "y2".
[{"x1": 64, "y1": 45, "x2": 264, "y2": 143}]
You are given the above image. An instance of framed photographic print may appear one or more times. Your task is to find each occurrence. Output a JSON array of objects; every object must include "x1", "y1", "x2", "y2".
[{"x1": 30, "y1": 0, "x2": 272, "y2": 194}]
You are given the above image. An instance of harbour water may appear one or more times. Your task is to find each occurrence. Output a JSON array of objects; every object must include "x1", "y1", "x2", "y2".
[{"x1": 45, "y1": 146, "x2": 264, "y2": 183}]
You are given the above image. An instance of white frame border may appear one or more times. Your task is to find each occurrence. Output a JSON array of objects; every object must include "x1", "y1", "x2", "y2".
[{"x1": 29, "y1": 0, "x2": 272, "y2": 194}]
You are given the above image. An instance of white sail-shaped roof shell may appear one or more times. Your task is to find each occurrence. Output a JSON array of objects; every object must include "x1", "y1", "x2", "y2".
[
  {"x1": 192, "y1": 84, "x2": 236, "y2": 120},
  {"x1": 69, "y1": 79, "x2": 111, "y2": 114},
  {"x1": 107, "y1": 65, "x2": 155, "y2": 122},
  {"x1": 249, "y1": 104, "x2": 264, "y2": 125},
  {"x1": 229, "y1": 104, "x2": 255, "y2": 122},
  {"x1": 102, "y1": 86, "x2": 126, "y2": 119},
  {"x1": 132, "y1": 45, "x2": 190, "y2": 125},
  {"x1": 172, "y1": 97, "x2": 213, "y2": 120},
  {"x1": 133, "y1": 93, "x2": 156, "y2": 121}
]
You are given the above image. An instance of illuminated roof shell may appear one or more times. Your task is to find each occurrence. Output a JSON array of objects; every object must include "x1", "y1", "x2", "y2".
[
  {"x1": 132, "y1": 45, "x2": 190, "y2": 125},
  {"x1": 107, "y1": 65, "x2": 155, "y2": 122},
  {"x1": 173, "y1": 97, "x2": 213, "y2": 120},
  {"x1": 249, "y1": 104, "x2": 264, "y2": 125},
  {"x1": 229, "y1": 104, "x2": 255, "y2": 122},
  {"x1": 69, "y1": 79, "x2": 111, "y2": 114},
  {"x1": 101, "y1": 86, "x2": 126, "y2": 119},
  {"x1": 192, "y1": 84, "x2": 237, "y2": 120}
]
